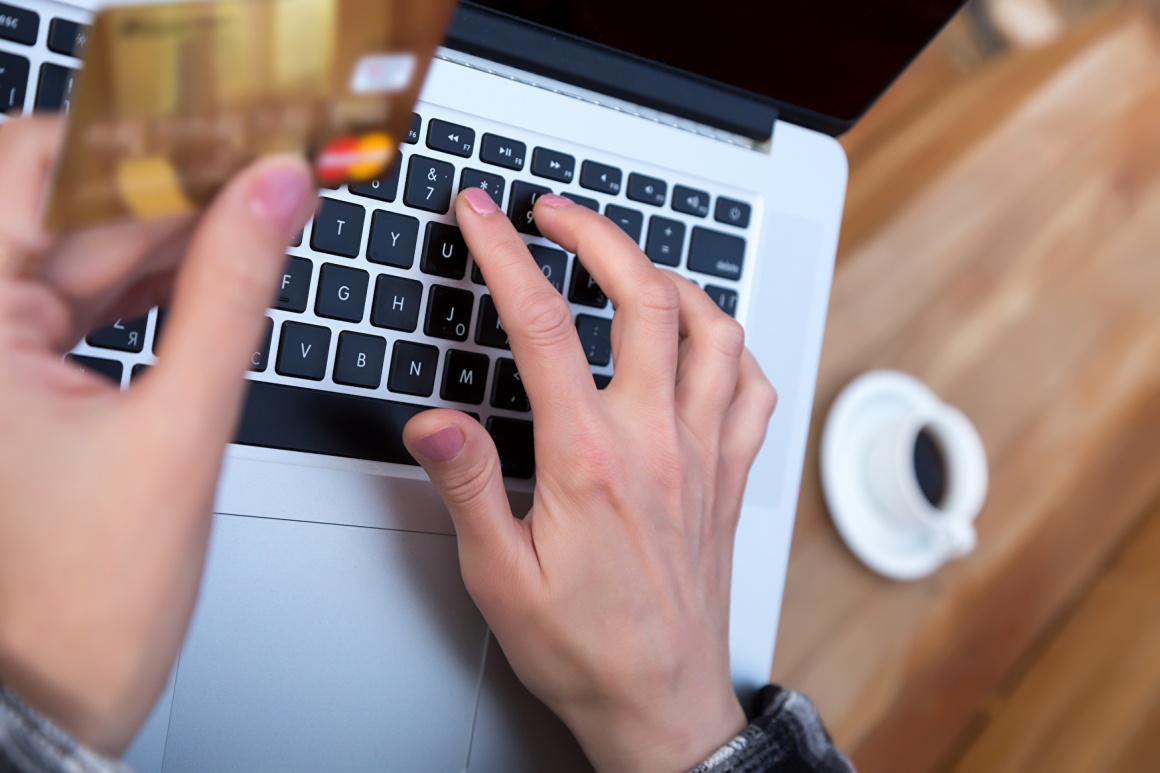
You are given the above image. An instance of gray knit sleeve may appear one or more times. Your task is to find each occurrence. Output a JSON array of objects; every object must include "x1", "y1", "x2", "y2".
[
  {"x1": 688, "y1": 687, "x2": 855, "y2": 773},
  {"x1": 0, "y1": 686, "x2": 131, "y2": 773}
]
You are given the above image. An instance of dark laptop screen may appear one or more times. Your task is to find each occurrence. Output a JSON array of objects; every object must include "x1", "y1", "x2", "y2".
[{"x1": 463, "y1": 0, "x2": 966, "y2": 127}]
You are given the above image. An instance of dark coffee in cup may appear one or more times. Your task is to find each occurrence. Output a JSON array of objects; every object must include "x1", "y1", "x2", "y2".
[{"x1": 913, "y1": 426, "x2": 947, "y2": 509}]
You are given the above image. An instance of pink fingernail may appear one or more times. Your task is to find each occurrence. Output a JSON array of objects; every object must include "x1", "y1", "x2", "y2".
[
  {"x1": 249, "y1": 161, "x2": 314, "y2": 238},
  {"x1": 462, "y1": 186, "x2": 499, "y2": 216},
  {"x1": 413, "y1": 426, "x2": 465, "y2": 463},
  {"x1": 537, "y1": 194, "x2": 575, "y2": 209}
]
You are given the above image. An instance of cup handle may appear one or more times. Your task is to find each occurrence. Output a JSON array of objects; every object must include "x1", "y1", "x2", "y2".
[{"x1": 945, "y1": 522, "x2": 977, "y2": 558}]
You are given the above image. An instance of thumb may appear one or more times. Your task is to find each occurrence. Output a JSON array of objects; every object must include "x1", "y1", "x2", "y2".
[
  {"x1": 140, "y1": 155, "x2": 315, "y2": 440},
  {"x1": 404, "y1": 410, "x2": 527, "y2": 575}
]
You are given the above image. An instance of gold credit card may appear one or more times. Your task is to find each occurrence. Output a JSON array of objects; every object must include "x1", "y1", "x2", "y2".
[{"x1": 44, "y1": 0, "x2": 456, "y2": 232}]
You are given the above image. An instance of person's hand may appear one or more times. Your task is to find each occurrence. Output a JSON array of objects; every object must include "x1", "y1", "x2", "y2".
[
  {"x1": 403, "y1": 188, "x2": 778, "y2": 772},
  {"x1": 0, "y1": 117, "x2": 316, "y2": 755}
]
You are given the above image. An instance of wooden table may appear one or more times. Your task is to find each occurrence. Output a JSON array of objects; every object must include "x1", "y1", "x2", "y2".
[{"x1": 769, "y1": 11, "x2": 1160, "y2": 772}]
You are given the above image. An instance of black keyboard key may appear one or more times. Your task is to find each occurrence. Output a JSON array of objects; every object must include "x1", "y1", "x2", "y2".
[
  {"x1": 420, "y1": 222, "x2": 469, "y2": 280},
  {"x1": 132, "y1": 364, "x2": 152, "y2": 382},
  {"x1": 66, "y1": 355, "x2": 122, "y2": 385},
  {"x1": 627, "y1": 174, "x2": 667, "y2": 207},
  {"x1": 480, "y1": 134, "x2": 526, "y2": 171},
  {"x1": 367, "y1": 211, "x2": 418, "y2": 268},
  {"x1": 672, "y1": 185, "x2": 711, "y2": 218},
  {"x1": 427, "y1": 118, "x2": 475, "y2": 158},
  {"x1": 475, "y1": 295, "x2": 509, "y2": 350},
  {"x1": 425, "y1": 285, "x2": 474, "y2": 342},
  {"x1": 689, "y1": 228, "x2": 746, "y2": 281},
  {"x1": 275, "y1": 256, "x2": 313, "y2": 312},
  {"x1": 529, "y1": 245, "x2": 567, "y2": 294},
  {"x1": 569, "y1": 258, "x2": 607, "y2": 308},
  {"x1": 509, "y1": 181, "x2": 551, "y2": 236},
  {"x1": 404, "y1": 113, "x2": 421, "y2": 145},
  {"x1": 251, "y1": 317, "x2": 274, "y2": 372},
  {"x1": 563, "y1": 193, "x2": 599, "y2": 212},
  {"x1": 349, "y1": 151, "x2": 402, "y2": 203},
  {"x1": 35, "y1": 63, "x2": 76, "y2": 112},
  {"x1": 715, "y1": 197, "x2": 752, "y2": 229},
  {"x1": 531, "y1": 147, "x2": 575, "y2": 184},
  {"x1": 487, "y1": 417, "x2": 535, "y2": 479},
  {"x1": 605, "y1": 205, "x2": 644, "y2": 244},
  {"x1": 491, "y1": 358, "x2": 530, "y2": 412},
  {"x1": 388, "y1": 341, "x2": 439, "y2": 396},
  {"x1": 441, "y1": 349, "x2": 489, "y2": 405},
  {"x1": 471, "y1": 246, "x2": 566, "y2": 289},
  {"x1": 645, "y1": 216, "x2": 686, "y2": 267},
  {"x1": 315, "y1": 263, "x2": 369, "y2": 322},
  {"x1": 473, "y1": 246, "x2": 560, "y2": 290},
  {"x1": 86, "y1": 315, "x2": 147, "y2": 354},
  {"x1": 0, "y1": 4, "x2": 38, "y2": 45},
  {"x1": 594, "y1": 373, "x2": 612, "y2": 390},
  {"x1": 333, "y1": 331, "x2": 386, "y2": 389},
  {"x1": 47, "y1": 18, "x2": 88, "y2": 57},
  {"x1": 576, "y1": 315, "x2": 612, "y2": 367},
  {"x1": 277, "y1": 322, "x2": 331, "y2": 381},
  {"x1": 705, "y1": 285, "x2": 739, "y2": 318},
  {"x1": 236, "y1": 381, "x2": 424, "y2": 466},
  {"x1": 404, "y1": 155, "x2": 456, "y2": 214},
  {"x1": 460, "y1": 168, "x2": 505, "y2": 208},
  {"x1": 311, "y1": 198, "x2": 366, "y2": 258},
  {"x1": 0, "y1": 51, "x2": 30, "y2": 113},
  {"x1": 580, "y1": 161, "x2": 623, "y2": 195},
  {"x1": 371, "y1": 275, "x2": 423, "y2": 332}
]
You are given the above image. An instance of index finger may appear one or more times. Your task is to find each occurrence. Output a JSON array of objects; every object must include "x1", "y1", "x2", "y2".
[
  {"x1": 0, "y1": 117, "x2": 63, "y2": 253},
  {"x1": 455, "y1": 188, "x2": 596, "y2": 424}
]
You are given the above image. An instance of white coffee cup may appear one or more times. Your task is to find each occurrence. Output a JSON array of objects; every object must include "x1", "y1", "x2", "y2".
[{"x1": 866, "y1": 402, "x2": 988, "y2": 558}]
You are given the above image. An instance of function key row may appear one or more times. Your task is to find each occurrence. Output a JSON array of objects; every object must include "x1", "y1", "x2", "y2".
[
  {"x1": 414, "y1": 116, "x2": 751, "y2": 228},
  {"x1": 0, "y1": 5, "x2": 88, "y2": 55}
]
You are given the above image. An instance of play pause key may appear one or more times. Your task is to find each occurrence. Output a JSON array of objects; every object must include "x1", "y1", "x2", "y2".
[{"x1": 481, "y1": 134, "x2": 526, "y2": 171}]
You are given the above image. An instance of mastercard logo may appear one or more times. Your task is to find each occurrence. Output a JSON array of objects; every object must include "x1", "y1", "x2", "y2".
[{"x1": 315, "y1": 132, "x2": 395, "y2": 186}]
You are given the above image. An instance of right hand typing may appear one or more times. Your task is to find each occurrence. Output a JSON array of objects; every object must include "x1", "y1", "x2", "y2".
[{"x1": 404, "y1": 188, "x2": 777, "y2": 772}]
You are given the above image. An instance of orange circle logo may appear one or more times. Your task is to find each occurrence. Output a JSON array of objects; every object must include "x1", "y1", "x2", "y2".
[{"x1": 316, "y1": 132, "x2": 395, "y2": 186}]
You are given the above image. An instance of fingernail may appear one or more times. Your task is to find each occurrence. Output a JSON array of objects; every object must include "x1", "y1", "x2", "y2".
[
  {"x1": 537, "y1": 193, "x2": 575, "y2": 209},
  {"x1": 413, "y1": 426, "x2": 465, "y2": 463},
  {"x1": 249, "y1": 160, "x2": 315, "y2": 238},
  {"x1": 462, "y1": 186, "x2": 499, "y2": 216}
]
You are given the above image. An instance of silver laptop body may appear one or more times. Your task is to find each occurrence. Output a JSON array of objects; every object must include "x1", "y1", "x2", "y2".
[{"x1": 1, "y1": 0, "x2": 851, "y2": 768}]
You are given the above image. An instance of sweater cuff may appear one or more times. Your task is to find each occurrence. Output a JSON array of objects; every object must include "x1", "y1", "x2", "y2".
[
  {"x1": 0, "y1": 685, "x2": 131, "y2": 773},
  {"x1": 688, "y1": 687, "x2": 855, "y2": 773}
]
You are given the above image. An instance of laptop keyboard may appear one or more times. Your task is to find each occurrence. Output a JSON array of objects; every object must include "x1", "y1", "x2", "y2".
[{"x1": 2, "y1": 2, "x2": 755, "y2": 479}]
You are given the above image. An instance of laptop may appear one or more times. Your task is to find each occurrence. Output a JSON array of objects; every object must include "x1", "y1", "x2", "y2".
[{"x1": 0, "y1": 0, "x2": 967, "y2": 769}]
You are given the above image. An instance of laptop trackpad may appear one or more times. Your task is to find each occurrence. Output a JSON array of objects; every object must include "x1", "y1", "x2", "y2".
[{"x1": 160, "y1": 514, "x2": 487, "y2": 772}]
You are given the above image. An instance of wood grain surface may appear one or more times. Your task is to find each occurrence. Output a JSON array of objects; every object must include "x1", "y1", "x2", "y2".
[
  {"x1": 950, "y1": 498, "x2": 1160, "y2": 772},
  {"x1": 769, "y1": 10, "x2": 1160, "y2": 772}
]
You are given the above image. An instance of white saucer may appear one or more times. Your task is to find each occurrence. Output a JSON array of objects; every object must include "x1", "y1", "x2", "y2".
[{"x1": 821, "y1": 370, "x2": 965, "y2": 581}]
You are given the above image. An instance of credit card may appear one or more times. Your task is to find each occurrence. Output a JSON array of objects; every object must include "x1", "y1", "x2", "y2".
[{"x1": 44, "y1": 0, "x2": 456, "y2": 232}]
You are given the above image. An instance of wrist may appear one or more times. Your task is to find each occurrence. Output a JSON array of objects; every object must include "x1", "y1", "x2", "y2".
[
  {"x1": 0, "y1": 619, "x2": 145, "y2": 756},
  {"x1": 565, "y1": 687, "x2": 748, "y2": 773}
]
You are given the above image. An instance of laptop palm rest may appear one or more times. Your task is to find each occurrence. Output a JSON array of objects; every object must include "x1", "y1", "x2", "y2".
[{"x1": 156, "y1": 513, "x2": 488, "y2": 772}]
